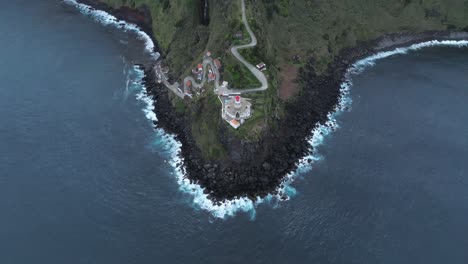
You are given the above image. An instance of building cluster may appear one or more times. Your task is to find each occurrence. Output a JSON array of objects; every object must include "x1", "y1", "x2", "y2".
[
  {"x1": 159, "y1": 50, "x2": 256, "y2": 130},
  {"x1": 191, "y1": 63, "x2": 204, "y2": 81},
  {"x1": 208, "y1": 67, "x2": 215, "y2": 82}
]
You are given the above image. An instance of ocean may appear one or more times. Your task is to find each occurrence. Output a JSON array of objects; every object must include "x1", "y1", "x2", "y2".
[{"x1": 0, "y1": 1, "x2": 467, "y2": 263}]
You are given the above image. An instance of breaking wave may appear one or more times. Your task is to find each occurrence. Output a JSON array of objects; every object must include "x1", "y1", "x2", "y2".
[
  {"x1": 130, "y1": 65, "x2": 259, "y2": 220},
  {"x1": 203, "y1": 39, "x2": 468, "y2": 219},
  {"x1": 351, "y1": 40, "x2": 468, "y2": 74},
  {"x1": 282, "y1": 40, "x2": 468, "y2": 194},
  {"x1": 63, "y1": 0, "x2": 159, "y2": 59},
  {"x1": 278, "y1": 39, "x2": 468, "y2": 206},
  {"x1": 65, "y1": 0, "x2": 468, "y2": 219}
]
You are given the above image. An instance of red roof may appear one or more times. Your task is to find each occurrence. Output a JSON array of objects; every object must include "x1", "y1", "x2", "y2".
[
  {"x1": 186, "y1": 80, "x2": 192, "y2": 86},
  {"x1": 235, "y1": 95, "x2": 241, "y2": 102},
  {"x1": 197, "y1": 63, "x2": 203, "y2": 69},
  {"x1": 230, "y1": 119, "x2": 241, "y2": 129},
  {"x1": 214, "y1": 59, "x2": 222, "y2": 68}
]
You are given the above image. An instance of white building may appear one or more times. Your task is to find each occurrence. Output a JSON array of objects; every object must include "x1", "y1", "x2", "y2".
[
  {"x1": 224, "y1": 95, "x2": 252, "y2": 121},
  {"x1": 256, "y1": 62, "x2": 267, "y2": 71}
]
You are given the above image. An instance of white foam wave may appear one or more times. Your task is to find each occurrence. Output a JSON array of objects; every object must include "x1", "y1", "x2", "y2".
[
  {"x1": 63, "y1": 0, "x2": 159, "y2": 59},
  {"x1": 134, "y1": 39, "x2": 468, "y2": 219},
  {"x1": 68, "y1": 0, "x2": 468, "y2": 219},
  {"x1": 351, "y1": 40, "x2": 468, "y2": 74},
  {"x1": 276, "y1": 39, "x2": 468, "y2": 202},
  {"x1": 128, "y1": 65, "x2": 258, "y2": 219},
  {"x1": 65, "y1": 0, "x2": 261, "y2": 219}
]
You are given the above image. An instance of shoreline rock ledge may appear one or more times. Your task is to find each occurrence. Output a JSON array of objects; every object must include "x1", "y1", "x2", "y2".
[{"x1": 75, "y1": 0, "x2": 468, "y2": 203}]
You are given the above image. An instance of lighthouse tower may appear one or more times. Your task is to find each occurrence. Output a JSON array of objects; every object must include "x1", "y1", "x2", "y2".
[
  {"x1": 223, "y1": 95, "x2": 252, "y2": 127},
  {"x1": 235, "y1": 95, "x2": 241, "y2": 108}
]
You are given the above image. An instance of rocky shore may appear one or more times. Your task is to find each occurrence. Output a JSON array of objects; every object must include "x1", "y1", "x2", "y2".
[
  {"x1": 76, "y1": 0, "x2": 468, "y2": 202},
  {"x1": 77, "y1": 0, "x2": 160, "y2": 52},
  {"x1": 145, "y1": 30, "x2": 468, "y2": 202}
]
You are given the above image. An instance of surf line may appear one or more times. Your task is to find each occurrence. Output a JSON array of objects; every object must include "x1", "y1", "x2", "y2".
[
  {"x1": 63, "y1": 0, "x2": 159, "y2": 58},
  {"x1": 291, "y1": 39, "x2": 468, "y2": 181},
  {"x1": 63, "y1": 0, "x2": 468, "y2": 219},
  {"x1": 62, "y1": 0, "x2": 257, "y2": 219},
  {"x1": 260, "y1": 39, "x2": 468, "y2": 219}
]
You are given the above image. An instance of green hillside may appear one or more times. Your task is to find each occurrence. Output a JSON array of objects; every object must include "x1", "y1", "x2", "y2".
[
  {"x1": 100, "y1": 0, "x2": 468, "y2": 76},
  {"x1": 96, "y1": 0, "x2": 468, "y2": 160},
  {"x1": 255, "y1": 0, "x2": 468, "y2": 70}
]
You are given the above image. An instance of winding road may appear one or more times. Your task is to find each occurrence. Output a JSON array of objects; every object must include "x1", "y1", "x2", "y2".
[
  {"x1": 228, "y1": 0, "x2": 268, "y2": 94},
  {"x1": 155, "y1": 0, "x2": 268, "y2": 97}
]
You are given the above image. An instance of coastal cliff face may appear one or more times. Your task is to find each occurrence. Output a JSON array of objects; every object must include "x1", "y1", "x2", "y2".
[{"x1": 83, "y1": 0, "x2": 468, "y2": 200}]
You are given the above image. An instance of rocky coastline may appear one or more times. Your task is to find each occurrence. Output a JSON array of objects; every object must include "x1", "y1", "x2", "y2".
[
  {"x1": 145, "y1": 29, "x2": 468, "y2": 202},
  {"x1": 76, "y1": 0, "x2": 468, "y2": 202},
  {"x1": 77, "y1": 0, "x2": 160, "y2": 52}
]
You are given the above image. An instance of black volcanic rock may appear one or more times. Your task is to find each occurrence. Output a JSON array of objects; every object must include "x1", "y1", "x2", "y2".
[{"x1": 76, "y1": 0, "x2": 468, "y2": 203}]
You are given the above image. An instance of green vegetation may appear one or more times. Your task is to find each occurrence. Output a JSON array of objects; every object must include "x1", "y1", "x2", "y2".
[
  {"x1": 233, "y1": 72, "x2": 282, "y2": 141},
  {"x1": 254, "y1": 0, "x2": 468, "y2": 72},
  {"x1": 173, "y1": 96, "x2": 186, "y2": 114},
  {"x1": 223, "y1": 58, "x2": 261, "y2": 89},
  {"x1": 189, "y1": 91, "x2": 226, "y2": 159},
  {"x1": 96, "y1": 0, "x2": 468, "y2": 160},
  {"x1": 222, "y1": 45, "x2": 269, "y2": 90},
  {"x1": 100, "y1": 0, "x2": 211, "y2": 77},
  {"x1": 263, "y1": 0, "x2": 290, "y2": 19}
]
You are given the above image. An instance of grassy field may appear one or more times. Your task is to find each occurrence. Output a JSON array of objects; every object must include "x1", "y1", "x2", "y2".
[
  {"x1": 189, "y1": 90, "x2": 226, "y2": 159},
  {"x1": 254, "y1": 0, "x2": 468, "y2": 72},
  {"x1": 98, "y1": 0, "x2": 468, "y2": 81}
]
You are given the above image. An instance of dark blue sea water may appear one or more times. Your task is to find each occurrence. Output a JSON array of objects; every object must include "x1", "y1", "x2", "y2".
[{"x1": 1, "y1": 1, "x2": 468, "y2": 263}]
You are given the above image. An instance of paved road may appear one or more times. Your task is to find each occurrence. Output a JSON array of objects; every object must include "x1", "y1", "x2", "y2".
[
  {"x1": 228, "y1": 0, "x2": 268, "y2": 94},
  {"x1": 154, "y1": 64, "x2": 185, "y2": 99},
  {"x1": 155, "y1": 0, "x2": 267, "y2": 96},
  {"x1": 183, "y1": 58, "x2": 217, "y2": 92}
]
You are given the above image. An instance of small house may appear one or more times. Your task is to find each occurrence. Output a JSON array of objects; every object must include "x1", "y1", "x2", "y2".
[
  {"x1": 184, "y1": 80, "x2": 192, "y2": 94},
  {"x1": 214, "y1": 59, "x2": 222, "y2": 70},
  {"x1": 208, "y1": 73, "x2": 216, "y2": 82},
  {"x1": 229, "y1": 119, "x2": 241, "y2": 129},
  {"x1": 256, "y1": 62, "x2": 267, "y2": 71}
]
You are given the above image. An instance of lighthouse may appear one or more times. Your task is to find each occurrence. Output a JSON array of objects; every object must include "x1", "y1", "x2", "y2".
[
  {"x1": 224, "y1": 95, "x2": 252, "y2": 124},
  {"x1": 235, "y1": 95, "x2": 241, "y2": 108}
]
